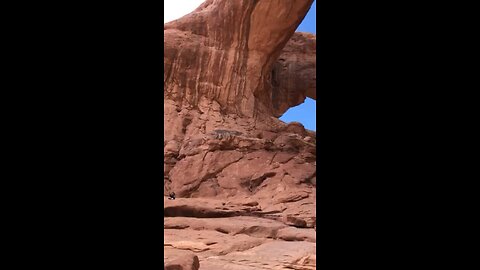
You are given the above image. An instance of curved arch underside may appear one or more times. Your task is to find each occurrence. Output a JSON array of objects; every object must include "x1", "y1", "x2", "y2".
[{"x1": 164, "y1": 0, "x2": 316, "y2": 118}]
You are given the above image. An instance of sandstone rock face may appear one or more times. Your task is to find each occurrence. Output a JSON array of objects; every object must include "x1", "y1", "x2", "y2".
[
  {"x1": 272, "y1": 32, "x2": 316, "y2": 117},
  {"x1": 164, "y1": 0, "x2": 316, "y2": 268},
  {"x1": 164, "y1": 0, "x2": 316, "y2": 117},
  {"x1": 164, "y1": 198, "x2": 316, "y2": 269},
  {"x1": 164, "y1": 248, "x2": 200, "y2": 270}
]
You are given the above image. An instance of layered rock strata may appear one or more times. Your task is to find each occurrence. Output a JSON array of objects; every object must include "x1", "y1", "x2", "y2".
[{"x1": 164, "y1": 0, "x2": 316, "y2": 269}]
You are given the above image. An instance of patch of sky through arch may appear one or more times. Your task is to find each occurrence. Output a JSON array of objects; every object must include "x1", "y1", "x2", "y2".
[{"x1": 279, "y1": 0, "x2": 316, "y2": 131}]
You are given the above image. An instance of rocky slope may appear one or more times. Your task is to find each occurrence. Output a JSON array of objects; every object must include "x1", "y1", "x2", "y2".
[{"x1": 164, "y1": 0, "x2": 316, "y2": 269}]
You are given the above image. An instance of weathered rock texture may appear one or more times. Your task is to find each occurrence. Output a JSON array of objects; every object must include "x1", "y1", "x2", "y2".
[{"x1": 164, "y1": 0, "x2": 316, "y2": 268}]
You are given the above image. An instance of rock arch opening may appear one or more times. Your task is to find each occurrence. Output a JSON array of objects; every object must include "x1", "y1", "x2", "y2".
[{"x1": 280, "y1": 97, "x2": 316, "y2": 131}]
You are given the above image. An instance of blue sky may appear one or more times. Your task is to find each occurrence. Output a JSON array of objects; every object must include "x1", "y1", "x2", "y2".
[{"x1": 279, "y1": 0, "x2": 316, "y2": 131}]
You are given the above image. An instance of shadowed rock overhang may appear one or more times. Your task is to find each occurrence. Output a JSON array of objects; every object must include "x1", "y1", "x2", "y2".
[{"x1": 164, "y1": 0, "x2": 316, "y2": 118}]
